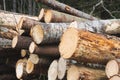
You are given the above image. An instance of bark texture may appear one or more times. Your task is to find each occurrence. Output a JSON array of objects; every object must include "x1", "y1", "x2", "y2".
[
  {"x1": 0, "y1": 10, "x2": 38, "y2": 29},
  {"x1": 59, "y1": 28, "x2": 120, "y2": 64},
  {"x1": 35, "y1": 0, "x2": 97, "y2": 20}
]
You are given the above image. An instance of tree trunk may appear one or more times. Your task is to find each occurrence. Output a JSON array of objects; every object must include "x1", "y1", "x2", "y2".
[
  {"x1": 29, "y1": 42, "x2": 60, "y2": 59},
  {"x1": 44, "y1": 9, "x2": 87, "y2": 23},
  {"x1": 12, "y1": 36, "x2": 33, "y2": 49},
  {"x1": 17, "y1": 18, "x2": 120, "y2": 44},
  {"x1": 35, "y1": 0, "x2": 97, "y2": 20},
  {"x1": 0, "y1": 10, "x2": 38, "y2": 29},
  {"x1": 59, "y1": 27, "x2": 120, "y2": 64},
  {"x1": 105, "y1": 59, "x2": 120, "y2": 78},
  {"x1": 67, "y1": 65, "x2": 106, "y2": 80}
]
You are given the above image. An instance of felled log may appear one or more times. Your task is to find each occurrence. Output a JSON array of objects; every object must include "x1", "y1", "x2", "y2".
[
  {"x1": 18, "y1": 18, "x2": 120, "y2": 44},
  {"x1": 26, "y1": 58, "x2": 52, "y2": 75},
  {"x1": 48, "y1": 60, "x2": 58, "y2": 80},
  {"x1": 0, "y1": 10, "x2": 38, "y2": 30},
  {"x1": 109, "y1": 75, "x2": 120, "y2": 80},
  {"x1": 67, "y1": 65, "x2": 106, "y2": 80},
  {"x1": 29, "y1": 42, "x2": 60, "y2": 58},
  {"x1": 12, "y1": 36, "x2": 33, "y2": 49},
  {"x1": 29, "y1": 54, "x2": 40, "y2": 64},
  {"x1": 59, "y1": 27, "x2": 120, "y2": 64},
  {"x1": 0, "y1": 29, "x2": 18, "y2": 40},
  {"x1": 105, "y1": 59, "x2": 120, "y2": 78},
  {"x1": 35, "y1": 0, "x2": 97, "y2": 20},
  {"x1": 21, "y1": 49, "x2": 29, "y2": 58},
  {"x1": 44, "y1": 9, "x2": 86, "y2": 23},
  {"x1": 17, "y1": 17, "x2": 41, "y2": 35}
]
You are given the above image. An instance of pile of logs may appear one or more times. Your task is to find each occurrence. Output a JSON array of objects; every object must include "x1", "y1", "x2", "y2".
[{"x1": 1, "y1": 0, "x2": 120, "y2": 80}]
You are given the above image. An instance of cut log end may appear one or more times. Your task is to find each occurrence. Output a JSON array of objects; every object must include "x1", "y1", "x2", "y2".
[
  {"x1": 48, "y1": 60, "x2": 58, "y2": 80},
  {"x1": 59, "y1": 28, "x2": 79, "y2": 58},
  {"x1": 16, "y1": 62, "x2": 23, "y2": 79},
  {"x1": 58, "y1": 57, "x2": 67, "y2": 79},
  {"x1": 12, "y1": 36, "x2": 18, "y2": 48},
  {"x1": 110, "y1": 75, "x2": 120, "y2": 80},
  {"x1": 44, "y1": 10, "x2": 52, "y2": 23},
  {"x1": 38, "y1": 8, "x2": 45, "y2": 21},
  {"x1": 29, "y1": 42, "x2": 36, "y2": 54},
  {"x1": 17, "y1": 17, "x2": 25, "y2": 31},
  {"x1": 105, "y1": 60, "x2": 119, "y2": 78},
  {"x1": 21, "y1": 49, "x2": 27, "y2": 57},
  {"x1": 29, "y1": 54, "x2": 40, "y2": 64},
  {"x1": 30, "y1": 25, "x2": 44, "y2": 44},
  {"x1": 26, "y1": 58, "x2": 34, "y2": 74},
  {"x1": 67, "y1": 65, "x2": 80, "y2": 80}
]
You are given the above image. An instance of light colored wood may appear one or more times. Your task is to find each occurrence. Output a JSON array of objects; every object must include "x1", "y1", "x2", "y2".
[
  {"x1": 44, "y1": 9, "x2": 86, "y2": 23},
  {"x1": 105, "y1": 59, "x2": 120, "y2": 78},
  {"x1": 58, "y1": 57, "x2": 67, "y2": 80},
  {"x1": 109, "y1": 75, "x2": 120, "y2": 80},
  {"x1": 38, "y1": 8, "x2": 47, "y2": 21},
  {"x1": 0, "y1": 10, "x2": 38, "y2": 30},
  {"x1": 48, "y1": 60, "x2": 58, "y2": 80},
  {"x1": 59, "y1": 27, "x2": 120, "y2": 64}
]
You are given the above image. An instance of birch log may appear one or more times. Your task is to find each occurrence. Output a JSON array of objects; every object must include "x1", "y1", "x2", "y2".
[
  {"x1": 0, "y1": 10, "x2": 38, "y2": 29},
  {"x1": 35, "y1": 0, "x2": 97, "y2": 20},
  {"x1": 59, "y1": 27, "x2": 120, "y2": 64},
  {"x1": 67, "y1": 65, "x2": 106, "y2": 80},
  {"x1": 44, "y1": 9, "x2": 87, "y2": 23}
]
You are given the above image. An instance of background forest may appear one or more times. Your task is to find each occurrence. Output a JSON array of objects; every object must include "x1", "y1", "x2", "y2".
[{"x1": 0, "y1": 0, "x2": 120, "y2": 19}]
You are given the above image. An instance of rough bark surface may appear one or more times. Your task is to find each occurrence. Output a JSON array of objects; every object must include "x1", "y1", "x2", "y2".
[
  {"x1": 59, "y1": 28, "x2": 120, "y2": 64},
  {"x1": 20, "y1": 18, "x2": 120, "y2": 44},
  {"x1": 0, "y1": 10, "x2": 38, "y2": 29},
  {"x1": 44, "y1": 9, "x2": 87, "y2": 23},
  {"x1": 35, "y1": 0, "x2": 97, "y2": 20}
]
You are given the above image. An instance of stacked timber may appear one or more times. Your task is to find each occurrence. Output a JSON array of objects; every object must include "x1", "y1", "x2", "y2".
[{"x1": 1, "y1": 0, "x2": 120, "y2": 80}]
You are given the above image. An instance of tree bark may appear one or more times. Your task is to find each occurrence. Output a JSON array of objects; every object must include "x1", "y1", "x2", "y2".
[
  {"x1": 105, "y1": 59, "x2": 120, "y2": 78},
  {"x1": 35, "y1": 0, "x2": 97, "y2": 20},
  {"x1": 59, "y1": 28, "x2": 120, "y2": 64},
  {"x1": 0, "y1": 38, "x2": 12, "y2": 48},
  {"x1": 30, "y1": 19, "x2": 120, "y2": 44},
  {"x1": 44, "y1": 9, "x2": 87, "y2": 23},
  {"x1": 12, "y1": 36, "x2": 33, "y2": 49},
  {"x1": 0, "y1": 29, "x2": 18, "y2": 40},
  {"x1": 0, "y1": 10, "x2": 38, "y2": 29},
  {"x1": 67, "y1": 65, "x2": 106, "y2": 80},
  {"x1": 29, "y1": 42, "x2": 60, "y2": 59}
]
